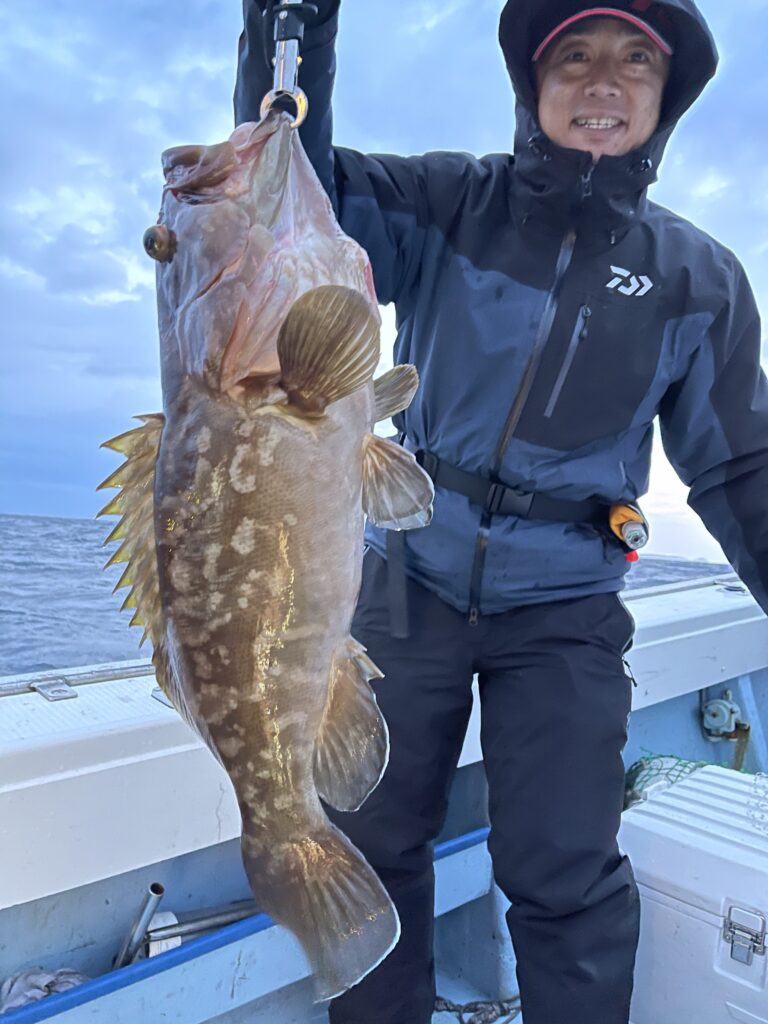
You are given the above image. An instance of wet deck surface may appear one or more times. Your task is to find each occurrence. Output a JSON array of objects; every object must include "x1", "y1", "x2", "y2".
[{"x1": 624, "y1": 554, "x2": 730, "y2": 591}]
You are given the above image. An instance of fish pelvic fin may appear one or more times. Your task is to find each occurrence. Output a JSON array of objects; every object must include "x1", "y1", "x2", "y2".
[
  {"x1": 241, "y1": 824, "x2": 400, "y2": 1002},
  {"x1": 373, "y1": 364, "x2": 419, "y2": 422},
  {"x1": 278, "y1": 285, "x2": 379, "y2": 415},
  {"x1": 362, "y1": 434, "x2": 434, "y2": 530},
  {"x1": 313, "y1": 638, "x2": 387, "y2": 813}
]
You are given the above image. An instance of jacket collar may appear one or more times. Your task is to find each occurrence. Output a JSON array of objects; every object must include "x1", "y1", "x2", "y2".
[{"x1": 511, "y1": 104, "x2": 667, "y2": 242}]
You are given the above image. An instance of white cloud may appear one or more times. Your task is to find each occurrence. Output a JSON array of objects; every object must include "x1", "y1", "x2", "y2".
[
  {"x1": 404, "y1": 1, "x2": 464, "y2": 34},
  {"x1": 690, "y1": 170, "x2": 731, "y2": 202}
]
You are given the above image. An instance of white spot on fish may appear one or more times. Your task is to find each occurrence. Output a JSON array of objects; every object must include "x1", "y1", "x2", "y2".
[
  {"x1": 231, "y1": 518, "x2": 257, "y2": 556},
  {"x1": 284, "y1": 512, "x2": 298, "y2": 526},
  {"x1": 169, "y1": 558, "x2": 193, "y2": 594},
  {"x1": 210, "y1": 592, "x2": 224, "y2": 610},
  {"x1": 193, "y1": 651, "x2": 213, "y2": 680},
  {"x1": 197, "y1": 426, "x2": 212, "y2": 454},
  {"x1": 236, "y1": 420, "x2": 256, "y2": 439},
  {"x1": 273, "y1": 794, "x2": 293, "y2": 812},
  {"x1": 208, "y1": 611, "x2": 233, "y2": 631},
  {"x1": 257, "y1": 423, "x2": 281, "y2": 466},
  {"x1": 238, "y1": 596, "x2": 249, "y2": 609},
  {"x1": 213, "y1": 644, "x2": 230, "y2": 665},
  {"x1": 203, "y1": 543, "x2": 223, "y2": 583},
  {"x1": 218, "y1": 736, "x2": 245, "y2": 759},
  {"x1": 229, "y1": 445, "x2": 257, "y2": 493}
]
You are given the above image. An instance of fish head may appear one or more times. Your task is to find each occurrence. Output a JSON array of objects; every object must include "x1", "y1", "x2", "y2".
[{"x1": 144, "y1": 114, "x2": 377, "y2": 401}]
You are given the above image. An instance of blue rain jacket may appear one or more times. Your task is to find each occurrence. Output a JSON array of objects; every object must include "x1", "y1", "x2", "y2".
[{"x1": 235, "y1": 0, "x2": 768, "y2": 617}]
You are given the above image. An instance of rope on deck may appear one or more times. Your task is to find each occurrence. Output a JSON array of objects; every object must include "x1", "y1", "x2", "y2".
[
  {"x1": 749, "y1": 772, "x2": 768, "y2": 836},
  {"x1": 435, "y1": 995, "x2": 521, "y2": 1023}
]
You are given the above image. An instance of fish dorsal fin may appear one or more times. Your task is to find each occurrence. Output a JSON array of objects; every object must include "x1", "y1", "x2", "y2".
[
  {"x1": 373, "y1": 365, "x2": 419, "y2": 422},
  {"x1": 98, "y1": 414, "x2": 166, "y2": 648},
  {"x1": 362, "y1": 435, "x2": 434, "y2": 530},
  {"x1": 313, "y1": 638, "x2": 387, "y2": 812},
  {"x1": 98, "y1": 417, "x2": 237, "y2": 766},
  {"x1": 278, "y1": 285, "x2": 380, "y2": 414}
]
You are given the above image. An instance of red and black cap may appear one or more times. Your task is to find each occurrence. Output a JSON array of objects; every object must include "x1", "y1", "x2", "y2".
[
  {"x1": 532, "y1": 3, "x2": 675, "y2": 63},
  {"x1": 499, "y1": 0, "x2": 719, "y2": 128}
]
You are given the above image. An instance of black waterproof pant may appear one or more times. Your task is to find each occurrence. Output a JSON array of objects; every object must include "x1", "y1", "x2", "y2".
[{"x1": 327, "y1": 551, "x2": 640, "y2": 1024}]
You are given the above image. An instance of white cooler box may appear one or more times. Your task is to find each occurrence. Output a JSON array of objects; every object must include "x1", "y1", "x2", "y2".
[{"x1": 619, "y1": 765, "x2": 768, "y2": 1024}]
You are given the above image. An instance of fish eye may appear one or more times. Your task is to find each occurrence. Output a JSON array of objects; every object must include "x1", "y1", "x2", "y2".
[{"x1": 143, "y1": 224, "x2": 177, "y2": 263}]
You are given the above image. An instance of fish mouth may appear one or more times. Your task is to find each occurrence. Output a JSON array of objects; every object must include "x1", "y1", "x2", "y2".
[{"x1": 162, "y1": 142, "x2": 238, "y2": 195}]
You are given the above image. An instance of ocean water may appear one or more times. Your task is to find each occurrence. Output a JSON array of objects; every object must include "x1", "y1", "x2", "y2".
[
  {"x1": 0, "y1": 514, "x2": 146, "y2": 677},
  {"x1": 0, "y1": 513, "x2": 730, "y2": 680}
]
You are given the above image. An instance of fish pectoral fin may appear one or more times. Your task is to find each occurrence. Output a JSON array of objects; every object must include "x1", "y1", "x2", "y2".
[
  {"x1": 313, "y1": 639, "x2": 387, "y2": 812},
  {"x1": 373, "y1": 364, "x2": 419, "y2": 422},
  {"x1": 362, "y1": 434, "x2": 434, "y2": 530},
  {"x1": 277, "y1": 285, "x2": 380, "y2": 414}
]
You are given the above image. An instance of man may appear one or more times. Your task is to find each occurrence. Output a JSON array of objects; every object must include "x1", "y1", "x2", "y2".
[{"x1": 235, "y1": 2, "x2": 768, "y2": 1022}]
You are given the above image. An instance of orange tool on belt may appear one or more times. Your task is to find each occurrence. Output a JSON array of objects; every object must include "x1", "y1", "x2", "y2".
[{"x1": 609, "y1": 503, "x2": 649, "y2": 563}]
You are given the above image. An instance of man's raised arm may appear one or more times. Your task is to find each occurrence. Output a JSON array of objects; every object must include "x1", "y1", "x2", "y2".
[
  {"x1": 234, "y1": 0, "x2": 340, "y2": 200},
  {"x1": 233, "y1": 0, "x2": 448, "y2": 308}
]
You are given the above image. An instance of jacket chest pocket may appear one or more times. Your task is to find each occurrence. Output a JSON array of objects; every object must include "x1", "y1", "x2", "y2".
[
  {"x1": 525, "y1": 291, "x2": 664, "y2": 450},
  {"x1": 543, "y1": 303, "x2": 593, "y2": 419}
]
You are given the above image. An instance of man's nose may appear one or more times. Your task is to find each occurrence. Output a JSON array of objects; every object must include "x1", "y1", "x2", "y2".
[{"x1": 584, "y1": 59, "x2": 622, "y2": 98}]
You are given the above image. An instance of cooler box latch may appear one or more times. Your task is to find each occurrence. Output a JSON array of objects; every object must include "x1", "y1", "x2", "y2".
[{"x1": 723, "y1": 907, "x2": 766, "y2": 965}]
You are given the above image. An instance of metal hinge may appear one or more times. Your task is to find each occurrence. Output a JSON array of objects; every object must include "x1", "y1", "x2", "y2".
[
  {"x1": 723, "y1": 907, "x2": 766, "y2": 965},
  {"x1": 31, "y1": 680, "x2": 78, "y2": 702}
]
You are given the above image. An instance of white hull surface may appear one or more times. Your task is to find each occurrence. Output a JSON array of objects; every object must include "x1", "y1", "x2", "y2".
[{"x1": 1, "y1": 568, "x2": 767, "y2": 1022}]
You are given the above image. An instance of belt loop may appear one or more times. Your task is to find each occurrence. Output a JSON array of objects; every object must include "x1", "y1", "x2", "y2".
[{"x1": 386, "y1": 530, "x2": 410, "y2": 639}]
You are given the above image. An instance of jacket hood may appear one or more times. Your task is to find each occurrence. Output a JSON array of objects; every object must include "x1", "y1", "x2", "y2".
[{"x1": 498, "y1": 0, "x2": 719, "y2": 234}]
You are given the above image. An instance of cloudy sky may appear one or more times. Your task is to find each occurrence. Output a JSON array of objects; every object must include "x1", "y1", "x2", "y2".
[{"x1": 1, "y1": 0, "x2": 766, "y2": 562}]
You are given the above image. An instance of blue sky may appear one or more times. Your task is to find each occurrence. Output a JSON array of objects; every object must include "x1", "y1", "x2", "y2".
[{"x1": 1, "y1": 0, "x2": 766, "y2": 559}]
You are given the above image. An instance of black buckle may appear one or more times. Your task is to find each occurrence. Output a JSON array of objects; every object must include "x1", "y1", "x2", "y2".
[
  {"x1": 415, "y1": 450, "x2": 439, "y2": 481},
  {"x1": 485, "y1": 483, "x2": 534, "y2": 517}
]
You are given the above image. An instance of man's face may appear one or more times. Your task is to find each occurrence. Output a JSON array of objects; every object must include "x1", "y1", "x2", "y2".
[{"x1": 535, "y1": 18, "x2": 671, "y2": 160}]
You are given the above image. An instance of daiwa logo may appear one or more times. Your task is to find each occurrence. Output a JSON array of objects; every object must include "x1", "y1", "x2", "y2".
[{"x1": 606, "y1": 266, "x2": 653, "y2": 297}]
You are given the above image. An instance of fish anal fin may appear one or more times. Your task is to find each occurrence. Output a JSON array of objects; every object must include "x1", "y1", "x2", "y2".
[
  {"x1": 278, "y1": 285, "x2": 380, "y2": 414},
  {"x1": 362, "y1": 435, "x2": 434, "y2": 530},
  {"x1": 313, "y1": 638, "x2": 387, "y2": 813},
  {"x1": 373, "y1": 364, "x2": 419, "y2": 422}
]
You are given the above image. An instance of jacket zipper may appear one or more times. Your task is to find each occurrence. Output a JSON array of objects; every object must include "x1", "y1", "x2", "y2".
[
  {"x1": 543, "y1": 303, "x2": 591, "y2": 419},
  {"x1": 467, "y1": 228, "x2": 578, "y2": 624}
]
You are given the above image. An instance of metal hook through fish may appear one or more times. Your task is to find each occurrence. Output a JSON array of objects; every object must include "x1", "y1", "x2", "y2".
[{"x1": 260, "y1": 0, "x2": 318, "y2": 129}]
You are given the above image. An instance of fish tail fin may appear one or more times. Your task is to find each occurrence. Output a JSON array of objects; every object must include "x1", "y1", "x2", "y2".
[
  {"x1": 277, "y1": 285, "x2": 380, "y2": 414},
  {"x1": 242, "y1": 826, "x2": 399, "y2": 1001}
]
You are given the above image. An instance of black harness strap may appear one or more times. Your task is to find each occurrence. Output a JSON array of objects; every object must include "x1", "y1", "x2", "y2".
[
  {"x1": 385, "y1": 529, "x2": 410, "y2": 640},
  {"x1": 384, "y1": 448, "x2": 608, "y2": 639},
  {"x1": 415, "y1": 450, "x2": 604, "y2": 523}
]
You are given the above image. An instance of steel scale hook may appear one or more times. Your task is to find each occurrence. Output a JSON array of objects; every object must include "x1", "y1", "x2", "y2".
[{"x1": 260, "y1": 0, "x2": 318, "y2": 128}]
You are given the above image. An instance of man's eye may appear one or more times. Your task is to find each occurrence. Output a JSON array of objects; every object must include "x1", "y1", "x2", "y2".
[
  {"x1": 564, "y1": 50, "x2": 588, "y2": 62},
  {"x1": 627, "y1": 50, "x2": 651, "y2": 63}
]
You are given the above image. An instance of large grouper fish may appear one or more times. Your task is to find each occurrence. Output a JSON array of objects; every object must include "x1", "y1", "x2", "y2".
[{"x1": 97, "y1": 111, "x2": 434, "y2": 999}]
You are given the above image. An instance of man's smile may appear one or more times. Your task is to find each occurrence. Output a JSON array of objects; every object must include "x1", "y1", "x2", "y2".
[{"x1": 572, "y1": 116, "x2": 625, "y2": 130}]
